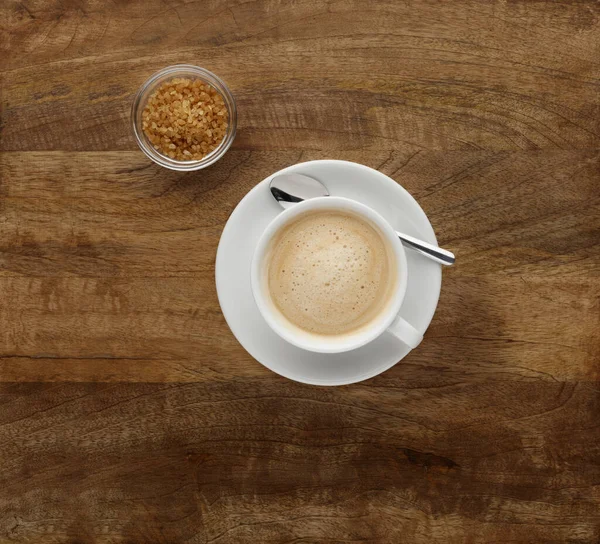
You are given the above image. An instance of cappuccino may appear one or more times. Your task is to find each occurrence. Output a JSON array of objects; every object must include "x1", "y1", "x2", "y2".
[{"x1": 265, "y1": 210, "x2": 397, "y2": 336}]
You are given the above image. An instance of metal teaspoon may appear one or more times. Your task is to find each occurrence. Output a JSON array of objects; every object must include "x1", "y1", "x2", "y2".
[{"x1": 269, "y1": 173, "x2": 455, "y2": 266}]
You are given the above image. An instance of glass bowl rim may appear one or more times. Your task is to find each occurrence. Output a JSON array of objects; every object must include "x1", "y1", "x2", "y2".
[{"x1": 131, "y1": 64, "x2": 237, "y2": 171}]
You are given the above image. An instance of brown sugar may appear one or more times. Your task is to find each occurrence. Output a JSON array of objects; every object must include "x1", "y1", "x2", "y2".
[{"x1": 141, "y1": 77, "x2": 229, "y2": 161}]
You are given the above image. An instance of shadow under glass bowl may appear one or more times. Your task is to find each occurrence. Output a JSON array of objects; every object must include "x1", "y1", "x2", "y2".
[{"x1": 131, "y1": 64, "x2": 237, "y2": 171}]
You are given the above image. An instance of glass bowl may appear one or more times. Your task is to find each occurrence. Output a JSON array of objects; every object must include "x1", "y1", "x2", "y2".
[{"x1": 131, "y1": 65, "x2": 237, "y2": 171}]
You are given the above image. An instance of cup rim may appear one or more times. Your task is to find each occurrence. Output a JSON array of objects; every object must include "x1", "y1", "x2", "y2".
[{"x1": 251, "y1": 196, "x2": 408, "y2": 354}]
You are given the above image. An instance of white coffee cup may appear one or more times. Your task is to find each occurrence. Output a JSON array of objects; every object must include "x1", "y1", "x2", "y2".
[{"x1": 251, "y1": 196, "x2": 423, "y2": 354}]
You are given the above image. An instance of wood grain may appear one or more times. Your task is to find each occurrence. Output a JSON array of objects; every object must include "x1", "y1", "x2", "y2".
[{"x1": 1, "y1": 0, "x2": 599, "y2": 542}]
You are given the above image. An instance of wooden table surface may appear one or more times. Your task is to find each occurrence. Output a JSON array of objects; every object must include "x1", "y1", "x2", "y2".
[{"x1": 1, "y1": 0, "x2": 599, "y2": 542}]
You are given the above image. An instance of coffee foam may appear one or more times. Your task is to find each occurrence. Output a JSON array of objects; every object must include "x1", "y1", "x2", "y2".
[{"x1": 266, "y1": 210, "x2": 397, "y2": 336}]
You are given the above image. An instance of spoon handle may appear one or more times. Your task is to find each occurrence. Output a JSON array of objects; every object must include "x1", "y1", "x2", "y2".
[{"x1": 397, "y1": 232, "x2": 455, "y2": 266}]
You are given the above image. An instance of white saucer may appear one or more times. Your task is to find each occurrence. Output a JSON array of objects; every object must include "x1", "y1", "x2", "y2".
[{"x1": 215, "y1": 160, "x2": 442, "y2": 386}]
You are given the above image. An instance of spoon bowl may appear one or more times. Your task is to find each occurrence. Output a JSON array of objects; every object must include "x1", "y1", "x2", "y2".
[{"x1": 270, "y1": 173, "x2": 330, "y2": 208}]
